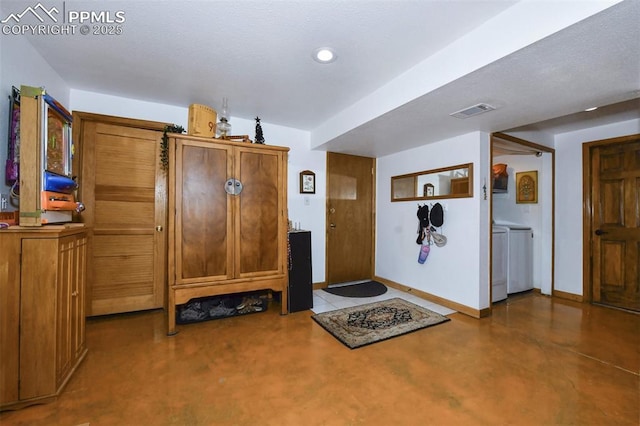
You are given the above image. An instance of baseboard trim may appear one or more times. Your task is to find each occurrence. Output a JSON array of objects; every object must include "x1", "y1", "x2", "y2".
[
  {"x1": 312, "y1": 282, "x2": 327, "y2": 290},
  {"x1": 373, "y1": 276, "x2": 486, "y2": 318},
  {"x1": 552, "y1": 289, "x2": 583, "y2": 302}
]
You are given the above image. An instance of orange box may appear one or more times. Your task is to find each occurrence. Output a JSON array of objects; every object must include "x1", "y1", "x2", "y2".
[{"x1": 41, "y1": 191, "x2": 77, "y2": 211}]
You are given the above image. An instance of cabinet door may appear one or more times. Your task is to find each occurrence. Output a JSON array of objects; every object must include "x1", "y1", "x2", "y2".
[
  {"x1": 56, "y1": 235, "x2": 74, "y2": 386},
  {"x1": 20, "y1": 238, "x2": 57, "y2": 400},
  {"x1": 0, "y1": 234, "x2": 21, "y2": 404},
  {"x1": 54, "y1": 232, "x2": 87, "y2": 391},
  {"x1": 235, "y1": 147, "x2": 285, "y2": 277},
  {"x1": 174, "y1": 139, "x2": 234, "y2": 283},
  {"x1": 71, "y1": 234, "x2": 87, "y2": 364}
]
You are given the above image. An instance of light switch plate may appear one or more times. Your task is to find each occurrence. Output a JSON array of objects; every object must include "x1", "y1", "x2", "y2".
[{"x1": 0, "y1": 194, "x2": 8, "y2": 211}]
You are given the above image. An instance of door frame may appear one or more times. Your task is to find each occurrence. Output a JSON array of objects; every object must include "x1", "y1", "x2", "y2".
[
  {"x1": 490, "y1": 132, "x2": 555, "y2": 306},
  {"x1": 581, "y1": 134, "x2": 639, "y2": 304}
]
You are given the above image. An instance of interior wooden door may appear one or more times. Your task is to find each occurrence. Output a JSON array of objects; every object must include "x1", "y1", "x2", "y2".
[
  {"x1": 76, "y1": 114, "x2": 167, "y2": 315},
  {"x1": 589, "y1": 136, "x2": 640, "y2": 312},
  {"x1": 326, "y1": 152, "x2": 375, "y2": 285}
]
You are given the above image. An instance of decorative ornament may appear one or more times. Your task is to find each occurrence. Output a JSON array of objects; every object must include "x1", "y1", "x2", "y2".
[
  {"x1": 254, "y1": 116, "x2": 265, "y2": 144},
  {"x1": 161, "y1": 124, "x2": 185, "y2": 171}
]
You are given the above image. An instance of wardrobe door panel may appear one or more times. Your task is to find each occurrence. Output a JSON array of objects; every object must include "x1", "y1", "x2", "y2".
[
  {"x1": 177, "y1": 141, "x2": 233, "y2": 282},
  {"x1": 236, "y1": 148, "x2": 282, "y2": 276}
]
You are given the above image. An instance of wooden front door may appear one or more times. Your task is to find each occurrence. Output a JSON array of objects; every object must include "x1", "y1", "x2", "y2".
[
  {"x1": 326, "y1": 152, "x2": 375, "y2": 284},
  {"x1": 74, "y1": 113, "x2": 167, "y2": 316},
  {"x1": 587, "y1": 135, "x2": 640, "y2": 312}
]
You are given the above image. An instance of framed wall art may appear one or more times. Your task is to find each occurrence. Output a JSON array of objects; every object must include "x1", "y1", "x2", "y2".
[
  {"x1": 516, "y1": 170, "x2": 538, "y2": 203},
  {"x1": 300, "y1": 170, "x2": 315, "y2": 194}
]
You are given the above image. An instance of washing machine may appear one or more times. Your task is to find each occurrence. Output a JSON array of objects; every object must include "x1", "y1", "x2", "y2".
[
  {"x1": 495, "y1": 224, "x2": 534, "y2": 294},
  {"x1": 491, "y1": 226, "x2": 508, "y2": 302}
]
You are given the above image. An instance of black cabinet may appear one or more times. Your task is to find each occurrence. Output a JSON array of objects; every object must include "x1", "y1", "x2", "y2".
[{"x1": 288, "y1": 231, "x2": 313, "y2": 312}]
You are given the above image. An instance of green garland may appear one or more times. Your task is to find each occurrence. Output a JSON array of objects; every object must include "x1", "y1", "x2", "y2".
[{"x1": 161, "y1": 124, "x2": 185, "y2": 171}]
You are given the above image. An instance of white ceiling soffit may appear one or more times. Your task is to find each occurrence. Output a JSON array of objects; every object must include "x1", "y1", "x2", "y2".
[{"x1": 313, "y1": 0, "x2": 639, "y2": 158}]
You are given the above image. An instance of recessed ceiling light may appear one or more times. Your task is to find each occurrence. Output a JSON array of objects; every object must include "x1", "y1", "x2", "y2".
[
  {"x1": 313, "y1": 47, "x2": 337, "y2": 64},
  {"x1": 584, "y1": 106, "x2": 598, "y2": 112}
]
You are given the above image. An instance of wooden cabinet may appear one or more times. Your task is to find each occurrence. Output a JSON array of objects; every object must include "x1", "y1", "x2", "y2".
[
  {"x1": 0, "y1": 226, "x2": 87, "y2": 411},
  {"x1": 167, "y1": 135, "x2": 289, "y2": 334},
  {"x1": 450, "y1": 177, "x2": 469, "y2": 195}
]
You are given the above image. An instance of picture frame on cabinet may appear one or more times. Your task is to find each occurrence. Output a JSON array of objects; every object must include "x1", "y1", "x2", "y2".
[
  {"x1": 300, "y1": 170, "x2": 315, "y2": 194},
  {"x1": 516, "y1": 170, "x2": 537, "y2": 203}
]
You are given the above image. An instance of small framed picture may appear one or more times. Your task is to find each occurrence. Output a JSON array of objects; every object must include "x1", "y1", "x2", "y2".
[
  {"x1": 424, "y1": 183, "x2": 435, "y2": 198},
  {"x1": 300, "y1": 170, "x2": 315, "y2": 194},
  {"x1": 516, "y1": 170, "x2": 538, "y2": 203}
]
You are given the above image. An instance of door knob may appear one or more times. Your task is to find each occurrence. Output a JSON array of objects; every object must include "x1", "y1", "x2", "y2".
[
  {"x1": 594, "y1": 229, "x2": 607, "y2": 236},
  {"x1": 330, "y1": 223, "x2": 336, "y2": 228},
  {"x1": 156, "y1": 225, "x2": 163, "y2": 232}
]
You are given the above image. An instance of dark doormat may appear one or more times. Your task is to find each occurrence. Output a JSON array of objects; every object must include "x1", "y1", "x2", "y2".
[{"x1": 322, "y1": 281, "x2": 387, "y2": 298}]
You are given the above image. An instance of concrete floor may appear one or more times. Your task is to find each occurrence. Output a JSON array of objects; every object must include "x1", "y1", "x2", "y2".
[{"x1": 1, "y1": 292, "x2": 638, "y2": 425}]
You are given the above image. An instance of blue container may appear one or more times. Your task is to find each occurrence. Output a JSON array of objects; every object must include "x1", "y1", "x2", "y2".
[{"x1": 44, "y1": 171, "x2": 77, "y2": 194}]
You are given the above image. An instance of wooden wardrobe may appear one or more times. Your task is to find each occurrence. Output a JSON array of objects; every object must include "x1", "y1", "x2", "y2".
[{"x1": 167, "y1": 134, "x2": 289, "y2": 334}]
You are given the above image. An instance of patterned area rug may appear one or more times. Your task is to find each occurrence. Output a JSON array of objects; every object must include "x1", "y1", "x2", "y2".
[{"x1": 311, "y1": 298, "x2": 450, "y2": 349}]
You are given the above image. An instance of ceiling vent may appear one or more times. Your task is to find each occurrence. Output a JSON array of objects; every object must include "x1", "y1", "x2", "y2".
[{"x1": 450, "y1": 103, "x2": 496, "y2": 119}]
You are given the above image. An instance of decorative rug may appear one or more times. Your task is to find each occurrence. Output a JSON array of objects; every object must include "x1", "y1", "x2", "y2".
[
  {"x1": 322, "y1": 280, "x2": 387, "y2": 298},
  {"x1": 311, "y1": 298, "x2": 450, "y2": 349}
]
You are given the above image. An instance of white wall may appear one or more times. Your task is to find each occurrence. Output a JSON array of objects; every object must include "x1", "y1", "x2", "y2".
[
  {"x1": 553, "y1": 118, "x2": 640, "y2": 296},
  {"x1": 70, "y1": 90, "x2": 327, "y2": 284},
  {"x1": 376, "y1": 132, "x2": 491, "y2": 311},
  {"x1": 0, "y1": 22, "x2": 70, "y2": 208}
]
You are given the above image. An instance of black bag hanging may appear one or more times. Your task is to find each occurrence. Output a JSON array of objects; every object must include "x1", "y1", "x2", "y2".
[
  {"x1": 430, "y1": 202, "x2": 444, "y2": 228},
  {"x1": 416, "y1": 204, "x2": 429, "y2": 244}
]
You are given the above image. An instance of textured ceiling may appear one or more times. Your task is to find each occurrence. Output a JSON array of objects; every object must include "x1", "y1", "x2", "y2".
[{"x1": 3, "y1": 0, "x2": 639, "y2": 157}]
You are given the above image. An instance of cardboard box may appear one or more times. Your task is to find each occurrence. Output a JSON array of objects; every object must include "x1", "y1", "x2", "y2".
[{"x1": 188, "y1": 104, "x2": 217, "y2": 137}]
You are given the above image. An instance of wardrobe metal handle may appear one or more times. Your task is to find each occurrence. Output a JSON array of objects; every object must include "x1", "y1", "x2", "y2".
[{"x1": 224, "y1": 178, "x2": 243, "y2": 195}]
